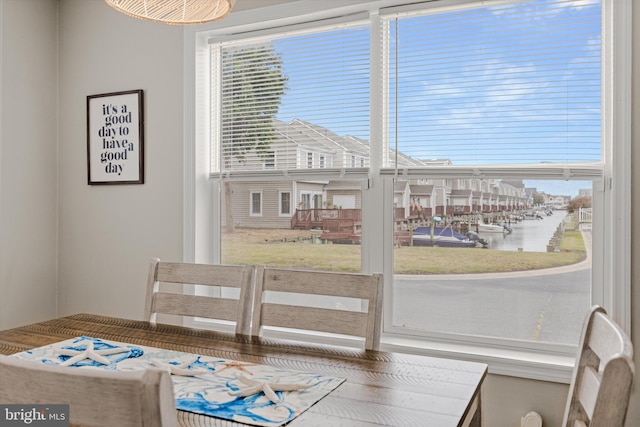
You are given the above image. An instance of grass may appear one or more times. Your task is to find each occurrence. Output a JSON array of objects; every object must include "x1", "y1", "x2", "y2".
[
  {"x1": 560, "y1": 230, "x2": 586, "y2": 252},
  {"x1": 221, "y1": 227, "x2": 587, "y2": 274},
  {"x1": 393, "y1": 246, "x2": 583, "y2": 274}
]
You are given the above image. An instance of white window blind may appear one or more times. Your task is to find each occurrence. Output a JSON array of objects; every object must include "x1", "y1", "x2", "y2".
[
  {"x1": 213, "y1": 23, "x2": 370, "y2": 175},
  {"x1": 385, "y1": 0, "x2": 602, "y2": 168}
]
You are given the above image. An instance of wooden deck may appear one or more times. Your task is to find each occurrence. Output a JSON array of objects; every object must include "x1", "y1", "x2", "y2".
[{"x1": 320, "y1": 218, "x2": 361, "y2": 243}]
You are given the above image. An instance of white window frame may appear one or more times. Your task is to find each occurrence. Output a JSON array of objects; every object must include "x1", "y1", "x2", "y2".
[
  {"x1": 279, "y1": 191, "x2": 292, "y2": 217},
  {"x1": 300, "y1": 192, "x2": 311, "y2": 210},
  {"x1": 183, "y1": 0, "x2": 631, "y2": 383},
  {"x1": 263, "y1": 151, "x2": 275, "y2": 170},
  {"x1": 249, "y1": 191, "x2": 262, "y2": 217}
]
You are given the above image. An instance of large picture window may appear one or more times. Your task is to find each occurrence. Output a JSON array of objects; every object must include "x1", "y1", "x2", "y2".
[
  {"x1": 379, "y1": 0, "x2": 601, "y2": 349},
  {"x1": 189, "y1": 0, "x2": 630, "y2": 381}
]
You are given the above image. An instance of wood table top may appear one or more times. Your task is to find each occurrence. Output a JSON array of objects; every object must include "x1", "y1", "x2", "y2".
[{"x1": 0, "y1": 313, "x2": 487, "y2": 427}]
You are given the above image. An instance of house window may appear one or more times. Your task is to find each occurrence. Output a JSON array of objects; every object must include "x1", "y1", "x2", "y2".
[
  {"x1": 193, "y1": 0, "x2": 629, "y2": 380},
  {"x1": 299, "y1": 193, "x2": 310, "y2": 210},
  {"x1": 319, "y1": 155, "x2": 325, "y2": 168},
  {"x1": 263, "y1": 151, "x2": 275, "y2": 169},
  {"x1": 250, "y1": 191, "x2": 262, "y2": 216},
  {"x1": 279, "y1": 191, "x2": 291, "y2": 216}
]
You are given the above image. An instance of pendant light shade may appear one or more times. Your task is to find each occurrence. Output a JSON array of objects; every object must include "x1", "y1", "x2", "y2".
[{"x1": 105, "y1": 0, "x2": 236, "y2": 25}]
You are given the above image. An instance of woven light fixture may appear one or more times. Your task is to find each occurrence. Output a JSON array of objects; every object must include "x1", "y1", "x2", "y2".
[{"x1": 105, "y1": 0, "x2": 236, "y2": 25}]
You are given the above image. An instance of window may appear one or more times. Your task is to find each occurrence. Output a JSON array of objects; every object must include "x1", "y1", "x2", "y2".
[
  {"x1": 189, "y1": 0, "x2": 630, "y2": 381},
  {"x1": 300, "y1": 193, "x2": 310, "y2": 210},
  {"x1": 264, "y1": 151, "x2": 275, "y2": 169},
  {"x1": 250, "y1": 191, "x2": 262, "y2": 216},
  {"x1": 385, "y1": 3, "x2": 601, "y2": 167},
  {"x1": 210, "y1": 21, "x2": 369, "y2": 175},
  {"x1": 319, "y1": 155, "x2": 325, "y2": 168},
  {"x1": 380, "y1": 0, "x2": 606, "y2": 352},
  {"x1": 279, "y1": 191, "x2": 291, "y2": 216}
]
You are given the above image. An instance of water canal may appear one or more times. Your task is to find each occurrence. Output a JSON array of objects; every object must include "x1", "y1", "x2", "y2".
[{"x1": 477, "y1": 210, "x2": 570, "y2": 252}]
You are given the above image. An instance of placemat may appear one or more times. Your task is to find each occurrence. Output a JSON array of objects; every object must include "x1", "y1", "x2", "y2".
[{"x1": 12, "y1": 336, "x2": 345, "y2": 427}]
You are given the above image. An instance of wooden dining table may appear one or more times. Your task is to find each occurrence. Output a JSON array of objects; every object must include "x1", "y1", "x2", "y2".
[{"x1": 0, "y1": 313, "x2": 487, "y2": 427}]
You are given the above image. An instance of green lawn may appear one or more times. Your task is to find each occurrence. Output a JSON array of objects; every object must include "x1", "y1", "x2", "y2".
[{"x1": 222, "y1": 228, "x2": 586, "y2": 274}]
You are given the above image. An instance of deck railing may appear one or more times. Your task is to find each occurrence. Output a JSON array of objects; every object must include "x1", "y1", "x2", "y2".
[
  {"x1": 291, "y1": 208, "x2": 362, "y2": 230},
  {"x1": 579, "y1": 207, "x2": 593, "y2": 224}
]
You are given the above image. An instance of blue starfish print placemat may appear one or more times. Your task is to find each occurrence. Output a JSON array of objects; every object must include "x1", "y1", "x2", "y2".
[{"x1": 11, "y1": 336, "x2": 345, "y2": 427}]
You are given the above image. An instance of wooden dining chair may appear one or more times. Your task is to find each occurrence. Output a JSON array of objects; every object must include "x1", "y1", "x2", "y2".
[
  {"x1": 0, "y1": 355, "x2": 177, "y2": 427},
  {"x1": 251, "y1": 266, "x2": 383, "y2": 350},
  {"x1": 562, "y1": 305, "x2": 634, "y2": 427},
  {"x1": 144, "y1": 258, "x2": 255, "y2": 336}
]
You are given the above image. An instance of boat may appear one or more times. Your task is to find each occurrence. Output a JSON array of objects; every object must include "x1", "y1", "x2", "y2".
[
  {"x1": 478, "y1": 222, "x2": 512, "y2": 234},
  {"x1": 412, "y1": 226, "x2": 487, "y2": 248},
  {"x1": 523, "y1": 210, "x2": 544, "y2": 220}
]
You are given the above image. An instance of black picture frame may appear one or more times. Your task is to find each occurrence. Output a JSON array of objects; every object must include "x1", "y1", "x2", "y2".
[{"x1": 87, "y1": 89, "x2": 144, "y2": 185}]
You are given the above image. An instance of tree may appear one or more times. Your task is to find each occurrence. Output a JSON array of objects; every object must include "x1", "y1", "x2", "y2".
[
  {"x1": 567, "y1": 195, "x2": 591, "y2": 213},
  {"x1": 220, "y1": 44, "x2": 288, "y2": 232}
]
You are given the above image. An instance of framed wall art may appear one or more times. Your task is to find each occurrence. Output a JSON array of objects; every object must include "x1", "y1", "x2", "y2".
[{"x1": 87, "y1": 89, "x2": 144, "y2": 185}]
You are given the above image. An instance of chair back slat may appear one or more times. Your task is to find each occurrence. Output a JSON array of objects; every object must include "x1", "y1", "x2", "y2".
[
  {"x1": 260, "y1": 303, "x2": 369, "y2": 337},
  {"x1": 0, "y1": 355, "x2": 177, "y2": 427},
  {"x1": 262, "y1": 268, "x2": 375, "y2": 299},
  {"x1": 152, "y1": 293, "x2": 239, "y2": 321},
  {"x1": 562, "y1": 306, "x2": 634, "y2": 427},
  {"x1": 156, "y1": 262, "x2": 248, "y2": 287},
  {"x1": 575, "y1": 366, "x2": 600, "y2": 419},
  {"x1": 588, "y1": 313, "x2": 631, "y2": 362}
]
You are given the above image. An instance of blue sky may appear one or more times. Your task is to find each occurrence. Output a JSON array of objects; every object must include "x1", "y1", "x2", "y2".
[
  {"x1": 525, "y1": 180, "x2": 589, "y2": 197},
  {"x1": 387, "y1": 0, "x2": 601, "y2": 165},
  {"x1": 270, "y1": 0, "x2": 600, "y2": 196}
]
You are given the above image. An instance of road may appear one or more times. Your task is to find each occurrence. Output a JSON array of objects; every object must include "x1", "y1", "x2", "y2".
[{"x1": 392, "y1": 229, "x2": 592, "y2": 344}]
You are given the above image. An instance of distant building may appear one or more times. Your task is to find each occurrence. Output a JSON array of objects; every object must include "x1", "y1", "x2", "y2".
[
  {"x1": 223, "y1": 119, "x2": 539, "y2": 229},
  {"x1": 546, "y1": 194, "x2": 571, "y2": 210},
  {"x1": 578, "y1": 188, "x2": 593, "y2": 198}
]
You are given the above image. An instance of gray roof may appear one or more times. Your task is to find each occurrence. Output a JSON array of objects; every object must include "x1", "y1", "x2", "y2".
[
  {"x1": 409, "y1": 185, "x2": 434, "y2": 195},
  {"x1": 272, "y1": 118, "x2": 424, "y2": 167},
  {"x1": 394, "y1": 181, "x2": 409, "y2": 191}
]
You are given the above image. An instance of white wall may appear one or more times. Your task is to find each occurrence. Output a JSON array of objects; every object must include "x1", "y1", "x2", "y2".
[
  {"x1": 0, "y1": 0, "x2": 637, "y2": 426},
  {"x1": 0, "y1": 0, "x2": 58, "y2": 329},
  {"x1": 57, "y1": 0, "x2": 183, "y2": 319}
]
